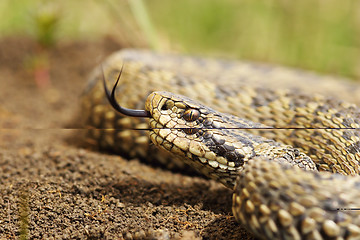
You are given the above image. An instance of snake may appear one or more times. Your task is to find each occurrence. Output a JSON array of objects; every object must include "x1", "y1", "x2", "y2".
[{"x1": 81, "y1": 49, "x2": 360, "y2": 239}]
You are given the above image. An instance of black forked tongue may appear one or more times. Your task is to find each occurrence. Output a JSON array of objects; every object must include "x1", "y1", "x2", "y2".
[{"x1": 102, "y1": 66, "x2": 151, "y2": 118}]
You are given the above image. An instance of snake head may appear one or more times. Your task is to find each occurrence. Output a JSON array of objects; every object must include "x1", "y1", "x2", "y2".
[{"x1": 144, "y1": 91, "x2": 267, "y2": 187}]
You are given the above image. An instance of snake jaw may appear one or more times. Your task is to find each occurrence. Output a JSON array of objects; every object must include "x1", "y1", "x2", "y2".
[{"x1": 148, "y1": 117, "x2": 242, "y2": 187}]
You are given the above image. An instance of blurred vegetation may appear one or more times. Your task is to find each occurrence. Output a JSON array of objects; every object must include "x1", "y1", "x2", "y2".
[{"x1": 0, "y1": 0, "x2": 359, "y2": 78}]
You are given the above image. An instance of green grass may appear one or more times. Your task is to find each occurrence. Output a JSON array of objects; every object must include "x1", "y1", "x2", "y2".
[
  {"x1": 147, "y1": 0, "x2": 360, "y2": 78},
  {"x1": 1, "y1": 0, "x2": 359, "y2": 78}
]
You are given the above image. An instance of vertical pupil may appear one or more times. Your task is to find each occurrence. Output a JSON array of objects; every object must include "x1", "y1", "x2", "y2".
[
  {"x1": 184, "y1": 109, "x2": 199, "y2": 122},
  {"x1": 188, "y1": 111, "x2": 193, "y2": 120}
]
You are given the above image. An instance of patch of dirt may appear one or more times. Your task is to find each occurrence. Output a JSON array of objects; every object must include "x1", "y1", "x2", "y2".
[{"x1": 0, "y1": 36, "x2": 253, "y2": 239}]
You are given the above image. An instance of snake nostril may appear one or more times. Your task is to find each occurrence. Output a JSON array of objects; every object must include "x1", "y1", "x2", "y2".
[
  {"x1": 160, "y1": 100, "x2": 174, "y2": 111},
  {"x1": 161, "y1": 104, "x2": 168, "y2": 111}
]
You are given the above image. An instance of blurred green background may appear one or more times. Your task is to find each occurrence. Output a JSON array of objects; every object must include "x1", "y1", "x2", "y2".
[{"x1": 1, "y1": 0, "x2": 359, "y2": 78}]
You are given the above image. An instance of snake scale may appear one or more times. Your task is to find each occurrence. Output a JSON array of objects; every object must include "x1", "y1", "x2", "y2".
[{"x1": 82, "y1": 49, "x2": 360, "y2": 240}]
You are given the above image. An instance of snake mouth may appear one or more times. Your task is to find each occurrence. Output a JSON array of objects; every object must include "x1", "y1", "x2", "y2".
[{"x1": 148, "y1": 118, "x2": 244, "y2": 187}]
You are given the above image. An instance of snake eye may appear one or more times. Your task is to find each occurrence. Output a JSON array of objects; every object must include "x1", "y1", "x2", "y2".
[{"x1": 183, "y1": 109, "x2": 200, "y2": 122}]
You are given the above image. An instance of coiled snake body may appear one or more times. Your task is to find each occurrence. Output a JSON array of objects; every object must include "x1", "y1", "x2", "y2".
[{"x1": 82, "y1": 49, "x2": 360, "y2": 239}]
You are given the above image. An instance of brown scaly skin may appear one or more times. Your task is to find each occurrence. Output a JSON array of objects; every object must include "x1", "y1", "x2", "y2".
[
  {"x1": 82, "y1": 49, "x2": 360, "y2": 239},
  {"x1": 142, "y1": 91, "x2": 360, "y2": 240},
  {"x1": 233, "y1": 159, "x2": 360, "y2": 239},
  {"x1": 82, "y1": 49, "x2": 360, "y2": 174}
]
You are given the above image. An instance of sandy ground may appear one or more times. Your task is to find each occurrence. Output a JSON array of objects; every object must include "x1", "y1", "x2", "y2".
[{"x1": 0, "y1": 37, "x2": 253, "y2": 239}]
